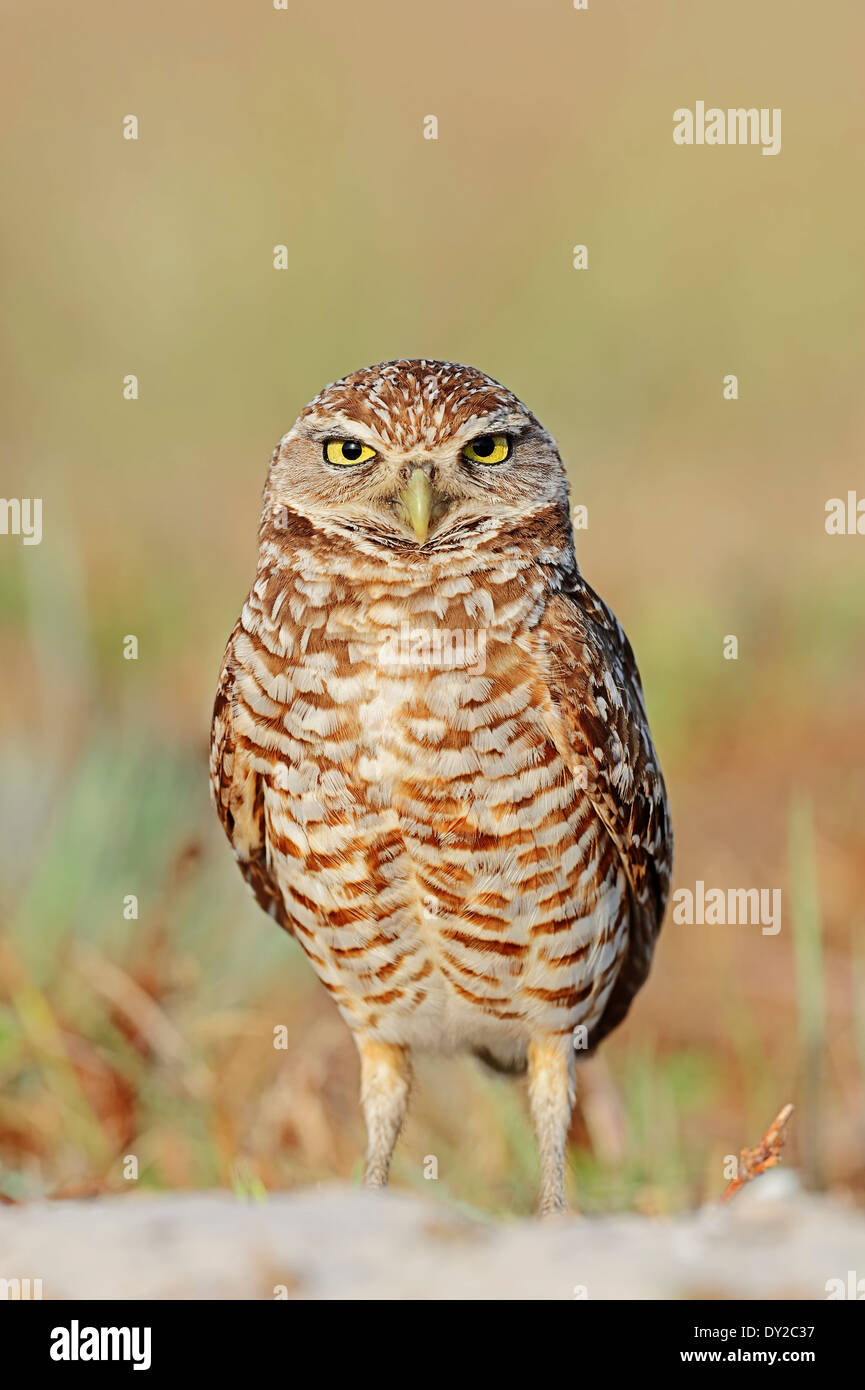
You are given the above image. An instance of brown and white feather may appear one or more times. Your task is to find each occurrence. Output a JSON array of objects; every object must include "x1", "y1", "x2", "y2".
[{"x1": 210, "y1": 359, "x2": 672, "y2": 1208}]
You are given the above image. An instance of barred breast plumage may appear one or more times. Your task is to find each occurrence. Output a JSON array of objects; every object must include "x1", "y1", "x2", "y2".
[{"x1": 210, "y1": 360, "x2": 672, "y2": 1213}]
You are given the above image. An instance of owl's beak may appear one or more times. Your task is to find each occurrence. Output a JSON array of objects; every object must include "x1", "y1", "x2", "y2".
[{"x1": 398, "y1": 468, "x2": 435, "y2": 543}]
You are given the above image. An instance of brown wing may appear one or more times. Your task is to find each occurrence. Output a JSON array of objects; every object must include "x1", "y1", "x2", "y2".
[
  {"x1": 537, "y1": 575, "x2": 673, "y2": 1050},
  {"x1": 209, "y1": 623, "x2": 293, "y2": 934}
]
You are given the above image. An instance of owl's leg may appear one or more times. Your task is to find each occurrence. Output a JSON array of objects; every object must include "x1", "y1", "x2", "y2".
[
  {"x1": 356, "y1": 1036, "x2": 412, "y2": 1189},
  {"x1": 527, "y1": 1036, "x2": 576, "y2": 1216}
]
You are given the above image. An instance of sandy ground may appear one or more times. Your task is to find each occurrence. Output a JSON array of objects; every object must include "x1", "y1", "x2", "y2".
[{"x1": 1, "y1": 1172, "x2": 863, "y2": 1300}]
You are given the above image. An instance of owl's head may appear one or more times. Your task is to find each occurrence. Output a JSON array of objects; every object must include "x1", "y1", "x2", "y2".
[{"x1": 262, "y1": 360, "x2": 570, "y2": 554}]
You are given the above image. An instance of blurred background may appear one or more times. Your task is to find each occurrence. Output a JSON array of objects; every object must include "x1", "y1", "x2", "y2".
[{"x1": 0, "y1": 0, "x2": 863, "y2": 1216}]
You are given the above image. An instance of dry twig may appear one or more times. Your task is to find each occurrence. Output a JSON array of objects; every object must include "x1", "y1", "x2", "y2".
[{"x1": 721, "y1": 1103, "x2": 795, "y2": 1202}]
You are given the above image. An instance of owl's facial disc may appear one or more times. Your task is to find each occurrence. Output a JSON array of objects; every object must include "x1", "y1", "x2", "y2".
[
  {"x1": 266, "y1": 362, "x2": 570, "y2": 552},
  {"x1": 314, "y1": 421, "x2": 528, "y2": 545}
]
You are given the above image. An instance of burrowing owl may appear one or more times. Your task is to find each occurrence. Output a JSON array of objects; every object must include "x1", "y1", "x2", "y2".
[{"x1": 211, "y1": 360, "x2": 672, "y2": 1214}]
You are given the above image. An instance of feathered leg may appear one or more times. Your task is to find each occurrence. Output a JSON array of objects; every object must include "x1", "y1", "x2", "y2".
[
  {"x1": 527, "y1": 1036, "x2": 576, "y2": 1215},
  {"x1": 356, "y1": 1036, "x2": 412, "y2": 1189}
]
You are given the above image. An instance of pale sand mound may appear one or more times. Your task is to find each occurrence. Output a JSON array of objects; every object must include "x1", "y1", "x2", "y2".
[{"x1": 0, "y1": 1174, "x2": 862, "y2": 1300}]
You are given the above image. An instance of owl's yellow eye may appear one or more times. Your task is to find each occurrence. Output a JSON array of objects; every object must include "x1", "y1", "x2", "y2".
[
  {"x1": 462, "y1": 434, "x2": 511, "y2": 465},
  {"x1": 324, "y1": 439, "x2": 376, "y2": 466}
]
